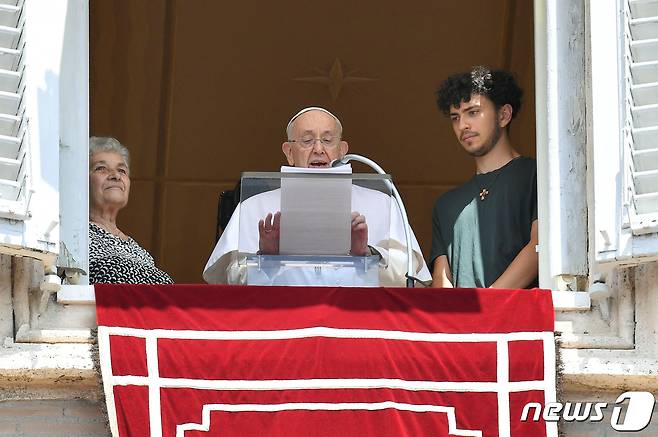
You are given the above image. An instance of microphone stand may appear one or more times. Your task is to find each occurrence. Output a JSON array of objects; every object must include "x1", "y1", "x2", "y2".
[{"x1": 333, "y1": 154, "x2": 416, "y2": 287}]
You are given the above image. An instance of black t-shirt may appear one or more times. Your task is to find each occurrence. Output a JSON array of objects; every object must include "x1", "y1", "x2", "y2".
[{"x1": 430, "y1": 156, "x2": 538, "y2": 288}]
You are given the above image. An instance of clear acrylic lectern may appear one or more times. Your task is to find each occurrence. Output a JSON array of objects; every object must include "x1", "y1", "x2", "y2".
[{"x1": 237, "y1": 170, "x2": 393, "y2": 287}]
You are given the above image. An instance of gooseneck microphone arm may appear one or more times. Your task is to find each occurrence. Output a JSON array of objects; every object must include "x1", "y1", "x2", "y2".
[{"x1": 332, "y1": 154, "x2": 416, "y2": 288}]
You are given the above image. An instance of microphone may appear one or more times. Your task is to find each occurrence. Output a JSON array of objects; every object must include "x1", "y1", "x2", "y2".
[
  {"x1": 335, "y1": 154, "x2": 417, "y2": 288},
  {"x1": 330, "y1": 158, "x2": 349, "y2": 167}
]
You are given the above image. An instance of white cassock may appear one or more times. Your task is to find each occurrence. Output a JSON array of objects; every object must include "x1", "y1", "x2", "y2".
[{"x1": 203, "y1": 185, "x2": 431, "y2": 287}]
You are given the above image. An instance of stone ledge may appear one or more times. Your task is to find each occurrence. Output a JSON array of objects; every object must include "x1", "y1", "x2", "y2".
[
  {"x1": 0, "y1": 340, "x2": 96, "y2": 386},
  {"x1": 562, "y1": 348, "x2": 658, "y2": 391}
]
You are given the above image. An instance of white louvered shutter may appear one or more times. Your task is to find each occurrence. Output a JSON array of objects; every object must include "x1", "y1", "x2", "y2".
[
  {"x1": 0, "y1": 0, "x2": 67, "y2": 264},
  {"x1": 0, "y1": 1, "x2": 28, "y2": 220},
  {"x1": 625, "y1": 0, "x2": 658, "y2": 234},
  {"x1": 591, "y1": 0, "x2": 658, "y2": 266}
]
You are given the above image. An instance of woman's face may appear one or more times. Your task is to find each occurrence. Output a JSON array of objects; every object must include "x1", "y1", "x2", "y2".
[{"x1": 89, "y1": 151, "x2": 131, "y2": 212}]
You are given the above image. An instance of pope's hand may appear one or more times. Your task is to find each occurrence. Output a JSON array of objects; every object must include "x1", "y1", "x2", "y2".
[
  {"x1": 258, "y1": 211, "x2": 281, "y2": 255},
  {"x1": 350, "y1": 211, "x2": 368, "y2": 256}
]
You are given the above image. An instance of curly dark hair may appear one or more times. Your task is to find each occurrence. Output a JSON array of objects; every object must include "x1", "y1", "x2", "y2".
[{"x1": 436, "y1": 66, "x2": 523, "y2": 121}]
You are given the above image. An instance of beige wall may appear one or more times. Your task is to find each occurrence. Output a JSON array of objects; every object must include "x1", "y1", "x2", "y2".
[
  {"x1": 90, "y1": 0, "x2": 535, "y2": 283},
  {"x1": 0, "y1": 400, "x2": 108, "y2": 436}
]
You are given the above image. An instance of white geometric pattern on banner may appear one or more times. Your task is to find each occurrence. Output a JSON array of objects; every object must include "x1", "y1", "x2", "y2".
[
  {"x1": 97, "y1": 326, "x2": 558, "y2": 437},
  {"x1": 176, "y1": 402, "x2": 483, "y2": 437}
]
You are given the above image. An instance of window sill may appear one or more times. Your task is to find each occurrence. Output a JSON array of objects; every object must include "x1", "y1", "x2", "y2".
[
  {"x1": 551, "y1": 290, "x2": 591, "y2": 311},
  {"x1": 58, "y1": 285, "x2": 592, "y2": 311},
  {"x1": 57, "y1": 284, "x2": 95, "y2": 304}
]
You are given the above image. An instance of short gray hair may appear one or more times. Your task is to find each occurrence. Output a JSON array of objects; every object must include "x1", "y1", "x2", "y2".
[
  {"x1": 89, "y1": 136, "x2": 130, "y2": 169},
  {"x1": 286, "y1": 107, "x2": 343, "y2": 141}
]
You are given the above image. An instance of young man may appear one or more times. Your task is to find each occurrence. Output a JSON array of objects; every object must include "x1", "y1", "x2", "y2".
[{"x1": 431, "y1": 66, "x2": 538, "y2": 289}]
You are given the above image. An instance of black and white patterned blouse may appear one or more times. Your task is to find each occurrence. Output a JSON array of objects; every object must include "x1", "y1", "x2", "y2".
[{"x1": 89, "y1": 223, "x2": 173, "y2": 284}]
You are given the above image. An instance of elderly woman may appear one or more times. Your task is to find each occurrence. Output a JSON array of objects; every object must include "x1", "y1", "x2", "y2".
[{"x1": 89, "y1": 137, "x2": 173, "y2": 284}]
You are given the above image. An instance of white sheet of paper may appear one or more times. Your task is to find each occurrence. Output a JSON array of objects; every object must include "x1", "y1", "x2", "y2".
[{"x1": 279, "y1": 165, "x2": 352, "y2": 255}]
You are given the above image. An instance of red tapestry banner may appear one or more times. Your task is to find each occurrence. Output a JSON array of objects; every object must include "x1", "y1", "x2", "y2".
[{"x1": 95, "y1": 285, "x2": 557, "y2": 437}]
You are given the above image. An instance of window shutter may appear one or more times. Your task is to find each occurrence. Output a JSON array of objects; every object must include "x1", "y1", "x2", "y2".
[
  {"x1": 626, "y1": 0, "x2": 658, "y2": 234},
  {"x1": 0, "y1": 0, "x2": 65, "y2": 263},
  {"x1": 592, "y1": 0, "x2": 658, "y2": 266},
  {"x1": 0, "y1": 1, "x2": 28, "y2": 220}
]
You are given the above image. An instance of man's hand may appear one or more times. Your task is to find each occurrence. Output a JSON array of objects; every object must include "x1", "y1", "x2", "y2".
[
  {"x1": 490, "y1": 220, "x2": 539, "y2": 289},
  {"x1": 431, "y1": 255, "x2": 454, "y2": 288},
  {"x1": 258, "y1": 212, "x2": 281, "y2": 255},
  {"x1": 350, "y1": 211, "x2": 368, "y2": 256}
]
